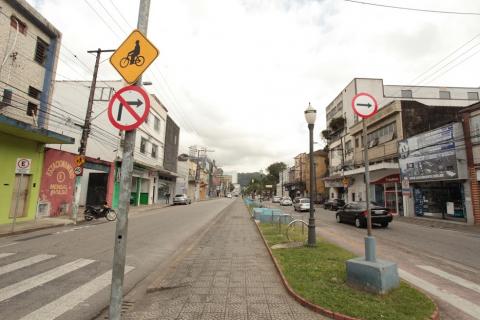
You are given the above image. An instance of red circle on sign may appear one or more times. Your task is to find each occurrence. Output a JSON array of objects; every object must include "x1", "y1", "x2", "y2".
[
  {"x1": 17, "y1": 159, "x2": 30, "y2": 168},
  {"x1": 108, "y1": 85, "x2": 151, "y2": 131},
  {"x1": 352, "y1": 92, "x2": 378, "y2": 119}
]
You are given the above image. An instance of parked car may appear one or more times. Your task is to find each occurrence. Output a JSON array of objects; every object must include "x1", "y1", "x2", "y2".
[
  {"x1": 173, "y1": 194, "x2": 192, "y2": 205},
  {"x1": 293, "y1": 198, "x2": 310, "y2": 212},
  {"x1": 227, "y1": 193, "x2": 232, "y2": 198},
  {"x1": 335, "y1": 202, "x2": 393, "y2": 228},
  {"x1": 293, "y1": 196, "x2": 301, "y2": 204},
  {"x1": 280, "y1": 197, "x2": 293, "y2": 206},
  {"x1": 323, "y1": 198, "x2": 345, "y2": 210},
  {"x1": 272, "y1": 196, "x2": 282, "y2": 203}
]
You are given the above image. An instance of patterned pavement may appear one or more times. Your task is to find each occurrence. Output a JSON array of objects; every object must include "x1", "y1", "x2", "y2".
[{"x1": 124, "y1": 199, "x2": 327, "y2": 320}]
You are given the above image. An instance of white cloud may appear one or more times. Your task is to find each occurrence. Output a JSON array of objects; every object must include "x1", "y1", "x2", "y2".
[{"x1": 28, "y1": 0, "x2": 480, "y2": 172}]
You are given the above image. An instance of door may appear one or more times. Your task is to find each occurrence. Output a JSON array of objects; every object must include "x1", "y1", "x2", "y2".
[
  {"x1": 86, "y1": 173, "x2": 108, "y2": 205},
  {"x1": 10, "y1": 174, "x2": 31, "y2": 218}
]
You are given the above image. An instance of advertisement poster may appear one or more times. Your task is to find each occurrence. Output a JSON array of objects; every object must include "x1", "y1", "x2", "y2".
[{"x1": 399, "y1": 124, "x2": 458, "y2": 181}]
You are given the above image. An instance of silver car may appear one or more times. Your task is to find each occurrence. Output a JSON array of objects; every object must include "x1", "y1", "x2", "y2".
[
  {"x1": 173, "y1": 194, "x2": 192, "y2": 205},
  {"x1": 294, "y1": 198, "x2": 310, "y2": 212}
]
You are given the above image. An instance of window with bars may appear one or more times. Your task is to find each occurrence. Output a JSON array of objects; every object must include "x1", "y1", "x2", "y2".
[
  {"x1": 28, "y1": 86, "x2": 41, "y2": 100},
  {"x1": 93, "y1": 87, "x2": 113, "y2": 101},
  {"x1": 10, "y1": 16, "x2": 27, "y2": 35},
  {"x1": 34, "y1": 37, "x2": 48, "y2": 65}
]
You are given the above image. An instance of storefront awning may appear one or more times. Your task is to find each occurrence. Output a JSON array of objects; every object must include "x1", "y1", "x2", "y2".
[{"x1": 0, "y1": 115, "x2": 74, "y2": 144}]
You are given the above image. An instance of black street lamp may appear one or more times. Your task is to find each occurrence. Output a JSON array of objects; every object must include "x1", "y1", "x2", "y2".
[{"x1": 304, "y1": 102, "x2": 317, "y2": 246}]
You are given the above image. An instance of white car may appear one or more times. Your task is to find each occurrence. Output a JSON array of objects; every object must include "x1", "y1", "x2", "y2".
[
  {"x1": 227, "y1": 193, "x2": 232, "y2": 198},
  {"x1": 173, "y1": 194, "x2": 192, "y2": 205},
  {"x1": 272, "y1": 196, "x2": 282, "y2": 203},
  {"x1": 280, "y1": 197, "x2": 292, "y2": 206},
  {"x1": 294, "y1": 198, "x2": 310, "y2": 212}
]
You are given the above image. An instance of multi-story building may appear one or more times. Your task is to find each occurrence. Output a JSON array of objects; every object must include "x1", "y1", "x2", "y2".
[
  {"x1": 324, "y1": 78, "x2": 480, "y2": 216},
  {"x1": 459, "y1": 103, "x2": 480, "y2": 225},
  {"x1": 0, "y1": 0, "x2": 73, "y2": 225},
  {"x1": 304, "y1": 150, "x2": 328, "y2": 202}
]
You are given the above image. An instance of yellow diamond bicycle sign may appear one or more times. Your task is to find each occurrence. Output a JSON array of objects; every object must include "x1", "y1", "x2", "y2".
[{"x1": 110, "y1": 29, "x2": 159, "y2": 84}]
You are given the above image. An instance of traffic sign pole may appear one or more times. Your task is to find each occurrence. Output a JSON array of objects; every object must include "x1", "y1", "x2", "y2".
[
  {"x1": 352, "y1": 92, "x2": 379, "y2": 262},
  {"x1": 109, "y1": 1, "x2": 151, "y2": 319}
]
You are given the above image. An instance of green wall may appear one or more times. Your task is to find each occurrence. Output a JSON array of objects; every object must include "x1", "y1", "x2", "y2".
[{"x1": 0, "y1": 132, "x2": 44, "y2": 225}]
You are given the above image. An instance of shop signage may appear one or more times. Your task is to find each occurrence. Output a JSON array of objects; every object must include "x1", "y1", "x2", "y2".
[
  {"x1": 74, "y1": 155, "x2": 86, "y2": 167},
  {"x1": 398, "y1": 124, "x2": 459, "y2": 181},
  {"x1": 45, "y1": 160, "x2": 75, "y2": 196},
  {"x1": 15, "y1": 158, "x2": 31, "y2": 174}
]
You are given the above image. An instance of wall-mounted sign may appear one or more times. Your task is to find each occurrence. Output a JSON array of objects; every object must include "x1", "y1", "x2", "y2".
[{"x1": 15, "y1": 158, "x2": 31, "y2": 174}]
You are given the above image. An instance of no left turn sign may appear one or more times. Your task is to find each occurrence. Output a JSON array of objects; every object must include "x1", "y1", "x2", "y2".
[
  {"x1": 352, "y1": 92, "x2": 378, "y2": 119},
  {"x1": 108, "y1": 85, "x2": 151, "y2": 131}
]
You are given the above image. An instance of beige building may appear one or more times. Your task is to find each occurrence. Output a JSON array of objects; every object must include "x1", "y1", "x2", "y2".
[{"x1": 0, "y1": 0, "x2": 62, "y2": 127}]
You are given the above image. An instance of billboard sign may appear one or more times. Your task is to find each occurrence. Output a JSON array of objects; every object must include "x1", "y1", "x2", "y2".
[{"x1": 398, "y1": 124, "x2": 459, "y2": 181}]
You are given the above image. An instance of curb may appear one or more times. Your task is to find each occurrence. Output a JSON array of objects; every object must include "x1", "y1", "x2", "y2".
[
  {"x1": 250, "y1": 207, "x2": 440, "y2": 320},
  {"x1": 0, "y1": 220, "x2": 82, "y2": 238}
]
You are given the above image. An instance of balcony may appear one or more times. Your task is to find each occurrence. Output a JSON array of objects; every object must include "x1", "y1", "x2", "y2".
[{"x1": 354, "y1": 139, "x2": 399, "y2": 165}]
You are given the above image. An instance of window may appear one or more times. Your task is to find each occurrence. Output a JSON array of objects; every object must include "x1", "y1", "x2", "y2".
[
  {"x1": 345, "y1": 140, "x2": 352, "y2": 154},
  {"x1": 28, "y1": 86, "x2": 41, "y2": 100},
  {"x1": 355, "y1": 137, "x2": 359, "y2": 148},
  {"x1": 154, "y1": 116, "x2": 160, "y2": 131},
  {"x1": 1, "y1": 89, "x2": 12, "y2": 106},
  {"x1": 367, "y1": 122, "x2": 396, "y2": 144},
  {"x1": 401, "y1": 90, "x2": 412, "y2": 98},
  {"x1": 34, "y1": 37, "x2": 48, "y2": 65},
  {"x1": 468, "y1": 92, "x2": 479, "y2": 100},
  {"x1": 93, "y1": 87, "x2": 113, "y2": 101},
  {"x1": 27, "y1": 102, "x2": 38, "y2": 116},
  {"x1": 439, "y1": 90, "x2": 451, "y2": 99},
  {"x1": 140, "y1": 137, "x2": 147, "y2": 154},
  {"x1": 471, "y1": 115, "x2": 480, "y2": 144},
  {"x1": 10, "y1": 16, "x2": 27, "y2": 35},
  {"x1": 174, "y1": 135, "x2": 177, "y2": 145},
  {"x1": 151, "y1": 144, "x2": 158, "y2": 158}
]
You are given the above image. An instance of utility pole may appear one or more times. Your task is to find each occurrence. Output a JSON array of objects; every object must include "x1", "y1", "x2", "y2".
[
  {"x1": 109, "y1": 1, "x2": 150, "y2": 319},
  {"x1": 72, "y1": 48, "x2": 114, "y2": 224}
]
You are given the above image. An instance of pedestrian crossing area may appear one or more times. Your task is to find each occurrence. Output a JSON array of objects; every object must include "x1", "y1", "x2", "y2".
[
  {"x1": 400, "y1": 265, "x2": 480, "y2": 320},
  {"x1": 0, "y1": 251, "x2": 134, "y2": 320}
]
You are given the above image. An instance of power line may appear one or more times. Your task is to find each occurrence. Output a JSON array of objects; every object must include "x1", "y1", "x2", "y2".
[{"x1": 344, "y1": 0, "x2": 480, "y2": 16}]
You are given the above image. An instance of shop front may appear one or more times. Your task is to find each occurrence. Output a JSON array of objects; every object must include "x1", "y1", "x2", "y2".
[
  {"x1": 371, "y1": 174, "x2": 403, "y2": 215},
  {"x1": 399, "y1": 123, "x2": 472, "y2": 223},
  {"x1": 412, "y1": 181, "x2": 466, "y2": 221}
]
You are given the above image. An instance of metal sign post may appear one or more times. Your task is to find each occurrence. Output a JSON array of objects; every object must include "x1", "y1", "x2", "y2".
[
  {"x1": 12, "y1": 158, "x2": 31, "y2": 233},
  {"x1": 108, "y1": 1, "x2": 152, "y2": 319},
  {"x1": 352, "y1": 92, "x2": 378, "y2": 261}
]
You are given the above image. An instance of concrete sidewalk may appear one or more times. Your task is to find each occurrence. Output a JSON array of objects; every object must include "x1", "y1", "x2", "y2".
[
  {"x1": 123, "y1": 200, "x2": 326, "y2": 320},
  {"x1": 0, "y1": 203, "x2": 171, "y2": 237}
]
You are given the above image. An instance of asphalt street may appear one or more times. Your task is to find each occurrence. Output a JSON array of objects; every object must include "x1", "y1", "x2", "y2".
[
  {"x1": 268, "y1": 200, "x2": 480, "y2": 320},
  {"x1": 0, "y1": 198, "x2": 234, "y2": 320}
]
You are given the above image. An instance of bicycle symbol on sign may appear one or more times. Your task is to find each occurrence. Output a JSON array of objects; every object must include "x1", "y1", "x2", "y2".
[{"x1": 120, "y1": 40, "x2": 145, "y2": 68}]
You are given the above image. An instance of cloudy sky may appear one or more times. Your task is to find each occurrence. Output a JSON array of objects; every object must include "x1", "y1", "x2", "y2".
[{"x1": 28, "y1": 0, "x2": 480, "y2": 173}]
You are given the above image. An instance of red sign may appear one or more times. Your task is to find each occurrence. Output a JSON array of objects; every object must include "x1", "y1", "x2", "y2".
[
  {"x1": 352, "y1": 92, "x2": 378, "y2": 119},
  {"x1": 108, "y1": 85, "x2": 150, "y2": 131}
]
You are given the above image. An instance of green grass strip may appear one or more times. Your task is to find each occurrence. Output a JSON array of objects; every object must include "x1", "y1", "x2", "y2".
[{"x1": 259, "y1": 223, "x2": 435, "y2": 320}]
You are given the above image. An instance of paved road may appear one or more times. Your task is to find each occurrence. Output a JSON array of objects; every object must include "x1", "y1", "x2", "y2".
[
  {"x1": 267, "y1": 201, "x2": 480, "y2": 320},
  {"x1": 0, "y1": 198, "x2": 234, "y2": 320}
]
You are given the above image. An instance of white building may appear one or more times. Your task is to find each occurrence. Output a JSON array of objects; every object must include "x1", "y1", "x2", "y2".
[
  {"x1": 49, "y1": 80, "x2": 176, "y2": 207},
  {"x1": 324, "y1": 78, "x2": 480, "y2": 216}
]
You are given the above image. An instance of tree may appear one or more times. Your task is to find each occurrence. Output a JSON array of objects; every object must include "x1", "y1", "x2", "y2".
[{"x1": 266, "y1": 162, "x2": 287, "y2": 185}]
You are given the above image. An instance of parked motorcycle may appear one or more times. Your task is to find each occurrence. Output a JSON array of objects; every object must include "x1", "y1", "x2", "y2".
[{"x1": 84, "y1": 203, "x2": 117, "y2": 221}]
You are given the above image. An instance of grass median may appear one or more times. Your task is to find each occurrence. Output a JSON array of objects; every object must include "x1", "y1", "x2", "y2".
[{"x1": 259, "y1": 223, "x2": 435, "y2": 320}]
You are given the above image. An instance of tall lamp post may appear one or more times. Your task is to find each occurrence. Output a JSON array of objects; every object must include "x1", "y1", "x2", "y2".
[{"x1": 305, "y1": 102, "x2": 317, "y2": 246}]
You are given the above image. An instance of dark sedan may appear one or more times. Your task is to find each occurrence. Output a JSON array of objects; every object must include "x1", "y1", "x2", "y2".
[
  {"x1": 323, "y1": 198, "x2": 345, "y2": 211},
  {"x1": 335, "y1": 202, "x2": 393, "y2": 228}
]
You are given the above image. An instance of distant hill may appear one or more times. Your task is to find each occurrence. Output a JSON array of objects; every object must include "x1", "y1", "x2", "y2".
[{"x1": 237, "y1": 172, "x2": 263, "y2": 188}]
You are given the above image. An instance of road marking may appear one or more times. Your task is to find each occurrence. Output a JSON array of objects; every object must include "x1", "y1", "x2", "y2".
[
  {"x1": 0, "y1": 253, "x2": 15, "y2": 259},
  {"x1": 418, "y1": 265, "x2": 480, "y2": 294},
  {"x1": 0, "y1": 243, "x2": 17, "y2": 248},
  {"x1": 19, "y1": 266, "x2": 135, "y2": 320},
  {"x1": 400, "y1": 269, "x2": 480, "y2": 319},
  {"x1": 0, "y1": 254, "x2": 56, "y2": 276},
  {"x1": 0, "y1": 258, "x2": 94, "y2": 303}
]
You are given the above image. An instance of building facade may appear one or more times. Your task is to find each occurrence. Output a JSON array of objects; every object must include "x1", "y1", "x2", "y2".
[{"x1": 0, "y1": 0, "x2": 73, "y2": 225}]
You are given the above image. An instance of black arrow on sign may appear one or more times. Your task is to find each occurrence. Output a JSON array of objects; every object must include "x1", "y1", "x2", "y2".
[
  {"x1": 117, "y1": 99, "x2": 144, "y2": 121},
  {"x1": 357, "y1": 103, "x2": 372, "y2": 108}
]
